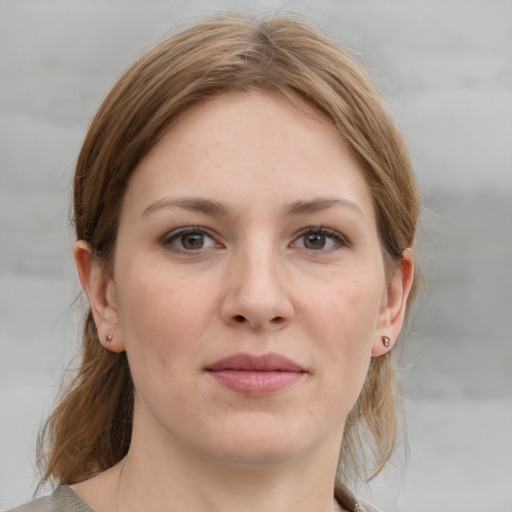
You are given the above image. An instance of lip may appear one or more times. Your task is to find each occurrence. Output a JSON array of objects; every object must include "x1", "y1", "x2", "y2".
[{"x1": 206, "y1": 352, "x2": 307, "y2": 396}]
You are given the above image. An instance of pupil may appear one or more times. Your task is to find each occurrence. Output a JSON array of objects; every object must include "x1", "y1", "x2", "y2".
[
  {"x1": 305, "y1": 233, "x2": 325, "y2": 249},
  {"x1": 183, "y1": 233, "x2": 203, "y2": 249}
]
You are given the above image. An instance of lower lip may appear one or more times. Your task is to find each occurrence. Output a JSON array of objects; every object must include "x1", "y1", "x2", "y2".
[{"x1": 208, "y1": 370, "x2": 305, "y2": 396}]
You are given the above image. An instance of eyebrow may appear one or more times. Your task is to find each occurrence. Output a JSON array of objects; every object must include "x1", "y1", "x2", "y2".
[
  {"x1": 141, "y1": 198, "x2": 230, "y2": 218},
  {"x1": 285, "y1": 198, "x2": 364, "y2": 217},
  {"x1": 141, "y1": 196, "x2": 364, "y2": 218}
]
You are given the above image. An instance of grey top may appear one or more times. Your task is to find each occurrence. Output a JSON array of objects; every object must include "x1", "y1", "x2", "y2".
[
  {"x1": 7, "y1": 487, "x2": 92, "y2": 512},
  {"x1": 8, "y1": 483, "x2": 381, "y2": 512}
]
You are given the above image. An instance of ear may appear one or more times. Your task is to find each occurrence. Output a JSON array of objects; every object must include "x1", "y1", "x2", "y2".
[
  {"x1": 372, "y1": 248, "x2": 415, "y2": 357},
  {"x1": 73, "y1": 240, "x2": 125, "y2": 353}
]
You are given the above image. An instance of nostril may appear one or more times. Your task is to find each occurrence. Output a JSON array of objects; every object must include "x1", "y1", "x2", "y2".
[
  {"x1": 234, "y1": 315, "x2": 245, "y2": 323},
  {"x1": 271, "y1": 316, "x2": 284, "y2": 324}
]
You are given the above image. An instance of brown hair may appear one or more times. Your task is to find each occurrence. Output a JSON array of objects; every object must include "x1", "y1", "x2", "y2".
[{"x1": 38, "y1": 13, "x2": 421, "y2": 487}]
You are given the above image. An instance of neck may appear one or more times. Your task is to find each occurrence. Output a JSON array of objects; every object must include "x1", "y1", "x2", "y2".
[
  {"x1": 112, "y1": 417, "x2": 343, "y2": 512},
  {"x1": 116, "y1": 446, "x2": 341, "y2": 512},
  {"x1": 72, "y1": 401, "x2": 346, "y2": 512}
]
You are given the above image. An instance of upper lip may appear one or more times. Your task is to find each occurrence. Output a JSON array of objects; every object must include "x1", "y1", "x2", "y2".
[{"x1": 206, "y1": 352, "x2": 305, "y2": 372}]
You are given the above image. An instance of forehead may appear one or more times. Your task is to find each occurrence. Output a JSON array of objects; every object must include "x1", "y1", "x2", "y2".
[{"x1": 122, "y1": 91, "x2": 376, "y2": 224}]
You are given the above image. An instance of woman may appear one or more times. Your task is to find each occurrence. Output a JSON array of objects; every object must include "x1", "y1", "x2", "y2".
[{"x1": 11, "y1": 14, "x2": 420, "y2": 512}]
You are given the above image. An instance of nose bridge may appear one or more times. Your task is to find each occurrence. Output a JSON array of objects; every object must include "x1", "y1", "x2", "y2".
[
  {"x1": 221, "y1": 232, "x2": 293, "y2": 329},
  {"x1": 240, "y1": 242, "x2": 280, "y2": 298}
]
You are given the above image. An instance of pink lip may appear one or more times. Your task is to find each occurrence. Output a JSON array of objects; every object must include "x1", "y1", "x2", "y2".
[{"x1": 206, "y1": 353, "x2": 306, "y2": 396}]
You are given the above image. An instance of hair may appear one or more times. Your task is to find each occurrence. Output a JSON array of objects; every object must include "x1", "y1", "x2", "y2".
[{"x1": 37, "y1": 13, "x2": 421, "y2": 488}]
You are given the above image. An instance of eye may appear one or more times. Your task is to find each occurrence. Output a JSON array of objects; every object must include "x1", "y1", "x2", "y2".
[
  {"x1": 292, "y1": 227, "x2": 347, "y2": 251},
  {"x1": 163, "y1": 227, "x2": 218, "y2": 253}
]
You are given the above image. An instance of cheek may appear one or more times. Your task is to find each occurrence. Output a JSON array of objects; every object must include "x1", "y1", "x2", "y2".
[
  {"x1": 114, "y1": 263, "x2": 217, "y2": 372},
  {"x1": 304, "y1": 273, "x2": 384, "y2": 388},
  {"x1": 115, "y1": 276, "x2": 215, "y2": 424},
  {"x1": 307, "y1": 272, "x2": 383, "y2": 342}
]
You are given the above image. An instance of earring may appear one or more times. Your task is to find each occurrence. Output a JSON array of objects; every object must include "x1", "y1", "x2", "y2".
[
  {"x1": 382, "y1": 335, "x2": 391, "y2": 348},
  {"x1": 105, "y1": 334, "x2": 113, "y2": 346}
]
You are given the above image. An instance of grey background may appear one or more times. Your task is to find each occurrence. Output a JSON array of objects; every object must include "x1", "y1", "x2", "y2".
[{"x1": 1, "y1": 1, "x2": 511, "y2": 510}]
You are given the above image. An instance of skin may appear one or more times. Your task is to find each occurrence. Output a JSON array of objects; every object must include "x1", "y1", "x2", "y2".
[{"x1": 73, "y1": 91, "x2": 414, "y2": 512}]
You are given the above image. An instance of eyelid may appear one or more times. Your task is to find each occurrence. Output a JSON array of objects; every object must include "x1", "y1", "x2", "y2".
[
  {"x1": 161, "y1": 226, "x2": 221, "y2": 253},
  {"x1": 291, "y1": 226, "x2": 350, "y2": 250},
  {"x1": 161, "y1": 225, "x2": 349, "y2": 254}
]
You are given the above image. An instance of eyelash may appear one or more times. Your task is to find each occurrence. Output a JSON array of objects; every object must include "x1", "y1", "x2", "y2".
[
  {"x1": 291, "y1": 226, "x2": 349, "y2": 251},
  {"x1": 161, "y1": 226, "x2": 349, "y2": 254},
  {"x1": 162, "y1": 226, "x2": 219, "y2": 254}
]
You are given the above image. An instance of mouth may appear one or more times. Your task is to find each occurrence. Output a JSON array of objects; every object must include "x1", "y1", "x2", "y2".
[{"x1": 205, "y1": 352, "x2": 307, "y2": 396}]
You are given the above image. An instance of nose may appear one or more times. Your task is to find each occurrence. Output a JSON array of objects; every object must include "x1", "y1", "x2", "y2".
[{"x1": 219, "y1": 244, "x2": 294, "y2": 331}]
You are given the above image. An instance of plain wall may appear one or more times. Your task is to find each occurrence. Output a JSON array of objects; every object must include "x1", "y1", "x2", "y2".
[{"x1": 1, "y1": 1, "x2": 511, "y2": 510}]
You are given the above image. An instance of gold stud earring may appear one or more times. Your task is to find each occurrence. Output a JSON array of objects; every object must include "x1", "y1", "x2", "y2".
[
  {"x1": 105, "y1": 334, "x2": 113, "y2": 346},
  {"x1": 382, "y1": 335, "x2": 391, "y2": 348}
]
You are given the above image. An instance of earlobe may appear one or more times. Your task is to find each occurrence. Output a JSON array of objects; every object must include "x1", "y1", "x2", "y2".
[
  {"x1": 372, "y1": 248, "x2": 415, "y2": 357},
  {"x1": 73, "y1": 241, "x2": 125, "y2": 353}
]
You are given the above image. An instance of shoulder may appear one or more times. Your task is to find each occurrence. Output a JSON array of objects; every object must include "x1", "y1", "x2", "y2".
[
  {"x1": 355, "y1": 497, "x2": 383, "y2": 512},
  {"x1": 335, "y1": 481, "x2": 383, "y2": 512},
  {"x1": 7, "y1": 486, "x2": 93, "y2": 512}
]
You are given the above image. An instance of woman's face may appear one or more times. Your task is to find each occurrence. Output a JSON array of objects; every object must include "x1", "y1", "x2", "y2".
[{"x1": 89, "y1": 92, "x2": 411, "y2": 468}]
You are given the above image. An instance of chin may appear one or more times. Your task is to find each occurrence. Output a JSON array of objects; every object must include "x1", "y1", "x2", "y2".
[
  {"x1": 199, "y1": 415, "x2": 324, "y2": 468},
  {"x1": 209, "y1": 440, "x2": 302, "y2": 468}
]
